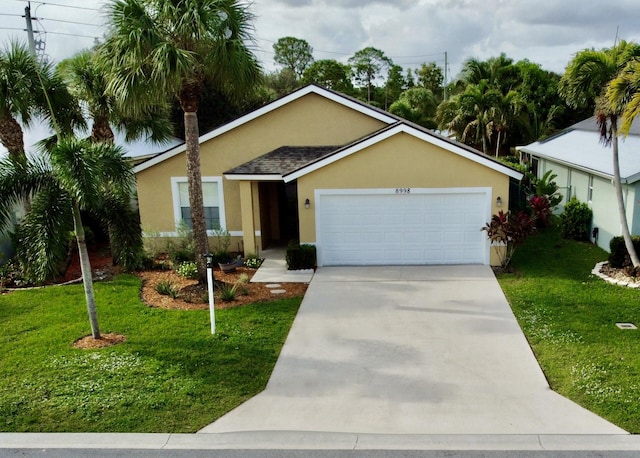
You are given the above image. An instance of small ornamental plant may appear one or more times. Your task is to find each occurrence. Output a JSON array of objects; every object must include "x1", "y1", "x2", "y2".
[
  {"x1": 155, "y1": 280, "x2": 179, "y2": 298},
  {"x1": 528, "y1": 195, "x2": 552, "y2": 228},
  {"x1": 483, "y1": 210, "x2": 536, "y2": 268},
  {"x1": 176, "y1": 261, "x2": 198, "y2": 279}
]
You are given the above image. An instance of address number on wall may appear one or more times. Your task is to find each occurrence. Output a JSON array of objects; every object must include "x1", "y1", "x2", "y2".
[{"x1": 395, "y1": 188, "x2": 411, "y2": 194}]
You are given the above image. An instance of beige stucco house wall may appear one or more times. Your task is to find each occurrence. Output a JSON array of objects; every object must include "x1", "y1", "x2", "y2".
[
  {"x1": 135, "y1": 85, "x2": 521, "y2": 266},
  {"x1": 136, "y1": 89, "x2": 389, "y2": 249}
]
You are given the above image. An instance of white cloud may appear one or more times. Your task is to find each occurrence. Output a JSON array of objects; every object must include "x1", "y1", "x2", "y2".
[{"x1": 1, "y1": 0, "x2": 639, "y2": 81}]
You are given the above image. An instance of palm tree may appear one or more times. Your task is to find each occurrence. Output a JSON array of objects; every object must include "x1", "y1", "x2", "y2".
[
  {"x1": 0, "y1": 138, "x2": 135, "y2": 338},
  {"x1": 100, "y1": 0, "x2": 262, "y2": 281},
  {"x1": 559, "y1": 40, "x2": 640, "y2": 269},
  {"x1": 0, "y1": 40, "x2": 83, "y2": 159},
  {"x1": 58, "y1": 49, "x2": 175, "y2": 270},
  {"x1": 608, "y1": 59, "x2": 640, "y2": 134},
  {"x1": 459, "y1": 53, "x2": 516, "y2": 92},
  {"x1": 489, "y1": 90, "x2": 528, "y2": 157},
  {"x1": 57, "y1": 49, "x2": 173, "y2": 145},
  {"x1": 457, "y1": 80, "x2": 501, "y2": 154}
]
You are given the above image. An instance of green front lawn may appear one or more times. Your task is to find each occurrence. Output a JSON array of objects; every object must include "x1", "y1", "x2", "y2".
[
  {"x1": 498, "y1": 228, "x2": 640, "y2": 433},
  {"x1": 2, "y1": 230, "x2": 639, "y2": 433},
  {"x1": 0, "y1": 274, "x2": 301, "y2": 432}
]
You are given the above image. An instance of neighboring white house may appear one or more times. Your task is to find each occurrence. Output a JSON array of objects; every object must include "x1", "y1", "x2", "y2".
[{"x1": 517, "y1": 117, "x2": 640, "y2": 252}]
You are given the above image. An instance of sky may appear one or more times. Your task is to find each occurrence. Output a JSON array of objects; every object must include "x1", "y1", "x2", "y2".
[
  {"x1": 1, "y1": 0, "x2": 640, "y2": 154},
  {"x1": 2, "y1": 0, "x2": 640, "y2": 78}
]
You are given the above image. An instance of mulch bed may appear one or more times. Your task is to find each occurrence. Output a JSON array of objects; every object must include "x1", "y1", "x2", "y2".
[
  {"x1": 73, "y1": 333, "x2": 127, "y2": 350},
  {"x1": 137, "y1": 266, "x2": 308, "y2": 310}
]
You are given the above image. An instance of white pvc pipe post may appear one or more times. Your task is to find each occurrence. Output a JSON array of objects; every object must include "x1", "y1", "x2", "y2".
[{"x1": 206, "y1": 258, "x2": 215, "y2": 334}]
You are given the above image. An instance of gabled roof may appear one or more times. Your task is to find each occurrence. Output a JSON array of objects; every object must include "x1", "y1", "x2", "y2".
[
  {"x1": 135, "y1": 83, "x2": 522, "y2": 181},
  {"x1": 134, "y1": 84, "x2": 398, "y2": 173},
  {"x1": 283, "y1": 122, "x2": 523, "y2": 182},
  {"x1": 225, "y1": 121, "x2": 522, "y2": 182},
  {"x1": 518, "y1": 117, "x2": 640, "y2": 183}
]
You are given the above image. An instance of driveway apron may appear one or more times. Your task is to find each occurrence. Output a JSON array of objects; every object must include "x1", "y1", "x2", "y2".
[{"x1": 201, "y1": 265, "x2": 625, "y2": 435}]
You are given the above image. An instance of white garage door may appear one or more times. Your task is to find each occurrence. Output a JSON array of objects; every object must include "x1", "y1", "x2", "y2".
[{"x1": 316, "y1": 188, "x2": 491, "y2": 266}]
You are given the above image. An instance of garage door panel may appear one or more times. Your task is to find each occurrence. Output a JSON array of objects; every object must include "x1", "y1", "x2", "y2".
[
  {"x1": 318, "y1": 191, "x2": 489, "y2": 265},
  {"x1": 403, "y1": 231, "x2": 425, "y2": 243},
  {"x1": 424, "y1": 231, "x2": 443, "y2": 243},
  {"x1": 362, "y1": 214, "x2": 382, "y2": 225},
  {"x1": 445, "y1": 231, "x2": 465, "y2": 242}
]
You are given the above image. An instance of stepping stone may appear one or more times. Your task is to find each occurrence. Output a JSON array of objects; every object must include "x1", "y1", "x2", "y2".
[
  {"x1": 270, "y1": 289, "x2": 286, "y2": 294},
  {"x1": 266, "y1": 284, "x2": 282, "y2": 289}
]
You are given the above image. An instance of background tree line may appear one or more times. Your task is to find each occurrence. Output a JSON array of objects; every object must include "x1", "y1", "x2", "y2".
[{"x1": 263, "y1": 36, "x2": 594, "y2": 157}]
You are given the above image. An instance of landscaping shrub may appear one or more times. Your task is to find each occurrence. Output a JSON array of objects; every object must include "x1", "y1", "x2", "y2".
[
  {"x1": 528, "y1": 195, "x2": 552, "y2": 228},
  {"x1": 530, "y1": 170, "x2": 563, "y2": 209},
  {"x1": 166, "y1": 222, "x2": 195, "y2": 264},
  {"x1": 155, "y1": 280, "x2": 179, "y2": 298},
  {"x1": 218, "y1": 282, "x2": 238, "y2": 301},
  {"x1": 483, "y1": 210, "x2": 535, "y2": 268},
  {"x1": 210, "y1": 228, "x2": 231, "y2": 263},
  {"x1": 560, "y1": 197, "x2": 592, "y2": 241},
  {"x1": 609, "y1": 236, "x2": 640, "y2": 268},
  {"x1": 286, "y1": 240, "x2": 316, "y2": 270},
  {"x1": 244, "y1": 253, "x2": 263, "y2": 269},
  {"x1": 176, "y1": 261, "x2": 198, "y2": 279},
  {"x1": 0, "y1": 260, "x2": 20, "y2": 290}
]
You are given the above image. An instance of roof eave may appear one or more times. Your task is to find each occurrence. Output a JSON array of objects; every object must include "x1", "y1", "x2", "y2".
[
  {"x1": 224, "y1": 174, "x2": 284, "y2": 181},
  {"x1": 517, "y1": 146, "x2": 617, "y2": 181}
]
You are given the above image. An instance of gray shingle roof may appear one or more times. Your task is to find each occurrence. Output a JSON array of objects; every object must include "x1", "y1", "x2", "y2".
[{"x1": 225, "y1": 145, "x2": 342, "y2": 176}]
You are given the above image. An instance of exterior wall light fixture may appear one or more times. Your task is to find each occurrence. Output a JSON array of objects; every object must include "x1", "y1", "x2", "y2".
[
  {"x1": 305, "y1": 198, "x2": 311, "y2": 209},
  {"x1": 496, "y1": 196, "x2": 502, "y2": 207}
]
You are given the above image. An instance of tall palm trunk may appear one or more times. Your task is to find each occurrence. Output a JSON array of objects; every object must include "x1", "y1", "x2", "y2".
[
  {"x1": 481, "y1": 128, "x2": 488, "y2": 155},
  {"x1": 611, "y1": 122, "x2": 640, "y2": 268},
  {"x1": 184, "y1": 110, "x2": 209, "y2": 283},
  {"x1": 72, "y1": 201, "x2": 101, "y2": 339},
  {"x1": 0, "y1": 113, "x2": 26, "y2": 159},
  {"x1": 90, "y1": 114, "x2": 115, "y2": 144}
]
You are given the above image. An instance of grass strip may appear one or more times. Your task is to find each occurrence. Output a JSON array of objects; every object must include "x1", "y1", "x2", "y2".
[{"x1": 498, "y1": 228, "x2": 640, "y2": 433}]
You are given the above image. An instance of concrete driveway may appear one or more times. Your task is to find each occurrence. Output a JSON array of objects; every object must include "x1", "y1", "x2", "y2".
[{"x1": 201, "y1": 265, "x2": 625, "y2": 435}]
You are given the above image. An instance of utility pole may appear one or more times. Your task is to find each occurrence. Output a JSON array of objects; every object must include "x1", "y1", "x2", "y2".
[
  {"x1": 443, "y1": 51, "x2": 448, "y2": 101},
  {"x1": 24, "y1": 2, "x2": 36, "y2": 55}
]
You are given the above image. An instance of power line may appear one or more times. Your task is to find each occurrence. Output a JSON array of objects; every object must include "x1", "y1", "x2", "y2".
[
  {"x1": 38, "y1": 16, "x2": 105, "y2": 28},
  {"x1": 43, "y1": 30, "x2": 99, "y2": 39},
  {"x1": 12, "y1": 0, "x2": 101, "y2": 12}
]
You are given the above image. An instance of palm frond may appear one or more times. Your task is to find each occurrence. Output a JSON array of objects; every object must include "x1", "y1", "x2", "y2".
[
  {"x1": 48, "y1": 137, "x2": 133, "y2": 210},
  {"x1": 0, "y1": 155, "x2": 51, "y2": 232},
  {"x1": 608, "y1": 59, "x2": 640, "y2": 134},
  {"x1": 13, "y1": 184, "x2": 73, "y2": 284}
]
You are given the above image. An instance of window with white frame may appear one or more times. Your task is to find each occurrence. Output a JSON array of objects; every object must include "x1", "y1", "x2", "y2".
[
  {"x1": 172, "y1": 177, "x2": 224, "y2": 232},
  {"x1": 588, "y1": 175, "x2": 594, "y2": 203}
]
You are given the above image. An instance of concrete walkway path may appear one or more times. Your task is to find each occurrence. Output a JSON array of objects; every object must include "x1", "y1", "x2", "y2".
[
  {"x1": 201, "y1": 265, "x2": 625, "y2": 435},
  {"x1": 250, "y1": 247, "x2": 314, "y2": 283}
]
